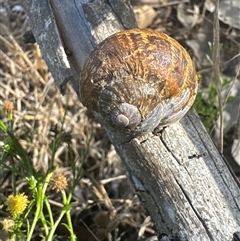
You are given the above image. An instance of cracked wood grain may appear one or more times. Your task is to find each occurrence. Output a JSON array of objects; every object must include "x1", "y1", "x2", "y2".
[
  {"x1": 22, "y1": 0, "x2": 74, "y2": 94},
  {"x1": 109, "y1": 109, "x2": 240, "y2": 240}
]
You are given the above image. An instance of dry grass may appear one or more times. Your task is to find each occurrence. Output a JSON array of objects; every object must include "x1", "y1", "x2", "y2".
[{"x1": 0, "y1": 1, "x2": 153, "y2": 240}]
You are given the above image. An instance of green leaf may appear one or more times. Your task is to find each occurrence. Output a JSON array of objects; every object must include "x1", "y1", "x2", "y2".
[{"x1": 0, "y1": 120, "x2": 7, "y2": 132}]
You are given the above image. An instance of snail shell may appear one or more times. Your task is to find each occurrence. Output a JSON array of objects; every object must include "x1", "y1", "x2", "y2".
[{"x1": 80, "y1": 29, "x2": 198, "y2": 135}]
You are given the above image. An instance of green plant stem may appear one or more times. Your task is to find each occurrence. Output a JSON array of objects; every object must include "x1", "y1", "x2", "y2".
[
  {"x1": 26, "y1": 172, "x2": 53, "y2": 241},
  {"x1": 63, "y1": 191, "x2": 76, "y2": 241},
  {"x1": 40, "y1": 211, "x2": 50, "y2": 236},
  {"x1": 10, "y1": 157, "x2": 16, "y2": 195},
  {"x1": 46, "y1": 206, "x2": 66, "y2": 241},
  {"x1": 10, "y1": 233, "x2": 16, "y2": 241},
  {"x1": 26, "y1": 185, "x2": 43, "y2": 241},
  {"x1": 44, "y1": 198, "x2": 54, "y2": 226},
  {"x1": 46, "y1": 191, "x2": 76, "y2": 241}
]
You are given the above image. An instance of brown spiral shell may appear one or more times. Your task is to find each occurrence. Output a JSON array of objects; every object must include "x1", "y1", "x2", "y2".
[{"x1": 80, "y1": 28, "x2": 198, "y2": 135}]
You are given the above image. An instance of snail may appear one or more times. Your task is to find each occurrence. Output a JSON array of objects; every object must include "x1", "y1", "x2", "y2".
[{"x1": 80, "y1": 28, "x2": 198, "y2": 136}]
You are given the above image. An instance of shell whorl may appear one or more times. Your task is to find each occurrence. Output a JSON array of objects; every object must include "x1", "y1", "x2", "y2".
[
  {"x1": 111, "y1": 103, "x2": 142, "y2": 128},
  {"x1": 115, "y1": 114, "x2": 130, "y2": 127},
  {"x1": 80, "y1": 28, "x2": 198, "y2": 135}
]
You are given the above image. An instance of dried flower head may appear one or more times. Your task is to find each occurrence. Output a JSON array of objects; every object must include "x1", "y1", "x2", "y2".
[
  {"x1": 1, "y1": 219, "x2": 15, "y2": 232},
  {"x1": 50, "y1": 173, "x2": 68, "y2": 192},
  {"x1": 3, "y1": 101, "x2": 14, "y2": 116},
  {"x1": 5, "y1": 193, "x2": 30, "y2": 218}
]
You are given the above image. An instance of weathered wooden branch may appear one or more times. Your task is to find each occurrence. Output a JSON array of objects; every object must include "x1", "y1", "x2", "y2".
[
  {"x1": 22, "y1": 0, "x2": 240, "y2": 240},
  {"x1": 22, "y1": 0, "x2": 75, "y2": 94}
]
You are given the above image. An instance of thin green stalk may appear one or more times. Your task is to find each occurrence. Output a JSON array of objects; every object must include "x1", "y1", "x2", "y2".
[
  {"x1": 63, "y1": 191, "x2": 76, "y2": 241},
  {"x1": 39, "y1": 211, "x2": 50, "y2": 236},
  {"x1": 45, "y1": 190, "x2": 76, "y2": 241},
  {"x1": 44, "y1": 198, "x2": 54, "y2": 227},
  {"x1": 10, "y1": 157, "x2": 16, "y2": 195},
  {"x1": 26, "y1": 172, "x2": 53, "y2": 241},
  {"x1": 26, "y1": 184, "x2": 44, "y2": 241},
  {"x1": 46, "y1": 207, "x2": 66, "y2": 241}
]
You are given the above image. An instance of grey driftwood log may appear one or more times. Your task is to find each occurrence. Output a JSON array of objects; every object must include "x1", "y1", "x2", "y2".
[{"x1": 22, "y1": 0, "x2": 240, "y2": 240}]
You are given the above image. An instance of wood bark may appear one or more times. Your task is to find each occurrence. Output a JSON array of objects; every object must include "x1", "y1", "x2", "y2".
[{"x1": 22, "y1": 0, "x2": 240, "y2": 240}]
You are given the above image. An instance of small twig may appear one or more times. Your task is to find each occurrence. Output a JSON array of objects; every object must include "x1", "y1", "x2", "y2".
[
  {"x1": 212, "y1": 0, "x2": 223, "y2": 152},
  {"x1": 100, "y1": 175, "x2": 127, "y2": 185},
  {"x1": 223, "y1": 53, "x2": 240, "y2": 66},
  {"x1": 222, "y1": 67, "x2": 240, "y2": 110},
  {"x1": 210, "y1": 67, "x2": 240, "y2": 135}
]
